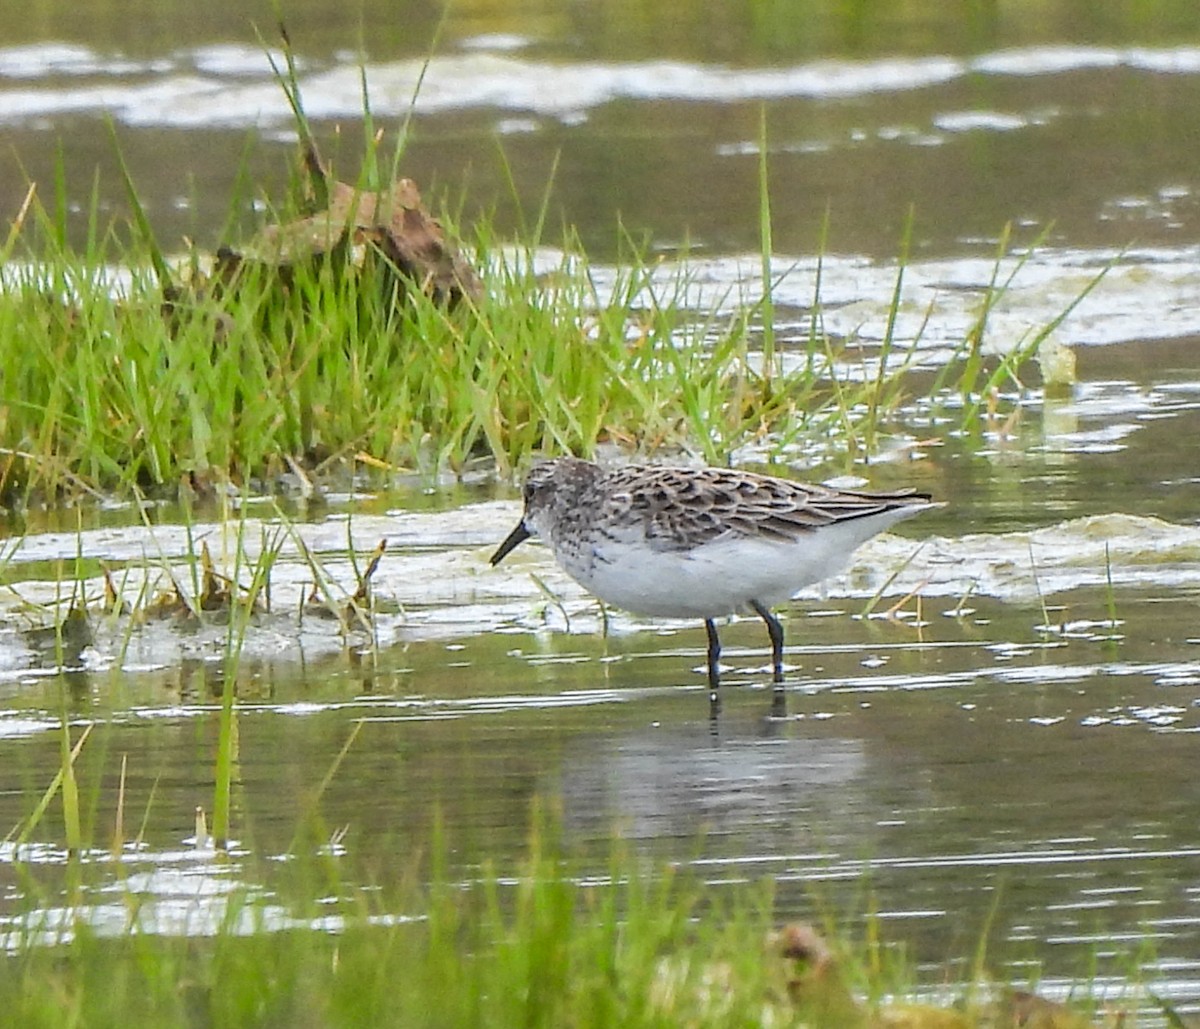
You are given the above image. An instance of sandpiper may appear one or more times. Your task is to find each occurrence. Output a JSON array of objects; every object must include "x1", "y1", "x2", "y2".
[{"x1": 490, "y1": 456, "x2": 935, "y2": 695}]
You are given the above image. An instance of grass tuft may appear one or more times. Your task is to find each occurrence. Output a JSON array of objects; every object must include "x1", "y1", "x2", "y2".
[{"x1": 0, "y1": 113, "x2": 1083, "y2": 505}]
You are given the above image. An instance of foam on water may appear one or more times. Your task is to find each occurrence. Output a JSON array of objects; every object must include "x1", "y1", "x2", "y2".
[
  {"x1": 6, "y1": 43, "x2": 1200, "y2": 128},
  {"x1": 1, "y1": 500, "x2": 1199, "y2": 674}
]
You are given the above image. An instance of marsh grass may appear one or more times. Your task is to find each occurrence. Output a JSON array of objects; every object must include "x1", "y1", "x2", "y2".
[
  {"x1": 0, "y1": 788, "x2": 1151, "y2": 1029},
  {"x1": 927, "y1": 224, "x2": 1108, "y2": 425},
  {"x1": 0, "y1": 827, "x2": 779, "y2": 1029},
  {"x1": 0, "y1": 504, "x2": 348, "y2": 850},
  {"x1": 0, "y1": 83, "x2": 1087, "y2": 506},
  {"x1": 3, "y1": 719, "x2": 803, "y2": 1026},
  {"x1": 2, "y1": 202, "x2": 750, "y2": 498},
  {"x1": 2, "y1": 496, "x2": 379, "y2": 654}
]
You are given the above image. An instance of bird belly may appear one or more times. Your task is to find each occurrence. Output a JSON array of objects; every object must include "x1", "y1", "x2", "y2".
[{"x1": 560, "y1": 535, "x2": 837, "y2": 619}]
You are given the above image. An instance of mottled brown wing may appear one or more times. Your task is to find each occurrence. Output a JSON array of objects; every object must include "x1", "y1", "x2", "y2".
[{"x1": 614, "y1": 465, "x2": 927, "y2": 550}]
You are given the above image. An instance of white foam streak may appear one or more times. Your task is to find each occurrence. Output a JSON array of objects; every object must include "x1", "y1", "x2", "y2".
[{"x1": 6, "y1": 43, "x2": 1200, "y2": 128}]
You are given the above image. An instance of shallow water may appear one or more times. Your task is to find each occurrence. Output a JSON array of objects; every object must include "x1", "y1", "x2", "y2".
[
  {"x1": 2, "y1": 417, "x2": 1200, "y2": 1000},
  {"x1": 6, "y1": 4, "x2": 1200, "y2": 260},
  {"x1": 3, "y1": 0, "x2": 1200, "y2": 1013}
]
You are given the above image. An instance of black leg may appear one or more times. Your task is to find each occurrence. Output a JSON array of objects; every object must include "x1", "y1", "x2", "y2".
[
  {"x1": 704, "y1": 618, "x2": 721, "y2": 697},
  {"x1": 750, "y1": 600, "x2": 784, "y2": 683}
]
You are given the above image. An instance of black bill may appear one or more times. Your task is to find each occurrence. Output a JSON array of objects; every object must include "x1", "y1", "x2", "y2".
[{"x1": 490, "y1": 521, "x2": 532, "y2": 565}]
